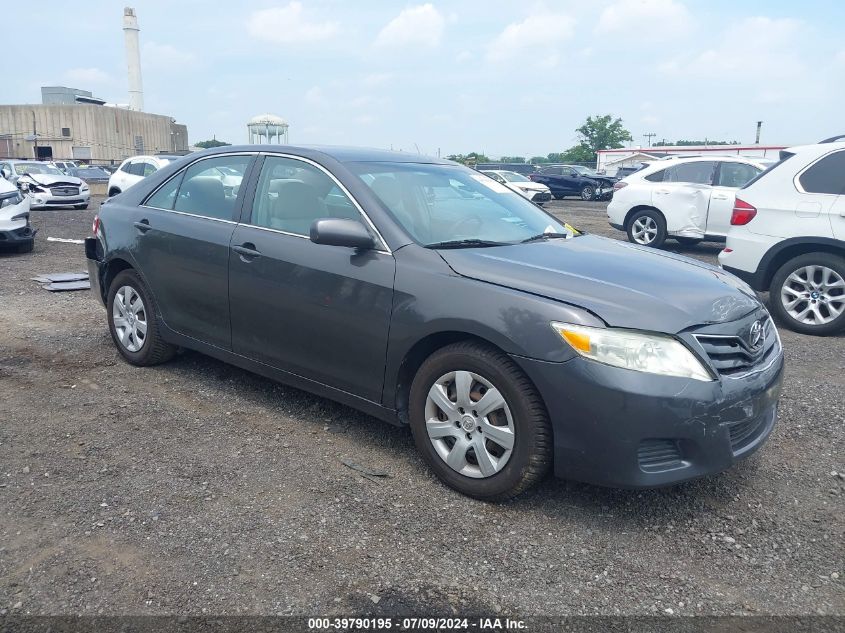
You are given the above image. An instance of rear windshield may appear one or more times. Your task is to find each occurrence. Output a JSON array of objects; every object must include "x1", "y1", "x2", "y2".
[{"x1": 741, "y1": 152, "x2": 795, "y2": 189}]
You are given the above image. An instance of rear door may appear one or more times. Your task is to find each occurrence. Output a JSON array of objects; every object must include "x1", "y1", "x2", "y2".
[
  {"x1": 131, "y1": 153, "x2": 255, "y2": 349},
  {"x1": 795, "y1": 149, "x2": 845, "y2": 240},
  {"x1": 652, "y1": 161, "x2": 716, "y2": 235},
  {"x1": 228, "y1": 154, "x2": 395, "y2": 402},
  {"x1": 708, "y1": 161, "x2": 762, "y2": 237}
]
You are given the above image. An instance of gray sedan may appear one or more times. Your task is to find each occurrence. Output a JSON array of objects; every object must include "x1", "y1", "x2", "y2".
[{"x1": 85, "y1": 146, "x2": 784, "y2": 500}]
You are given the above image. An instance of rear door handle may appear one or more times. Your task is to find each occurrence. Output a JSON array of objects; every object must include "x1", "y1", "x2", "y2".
[
  {"x1": 133, "y1": 219, "x2": 151, "y2": 232},
  {"x1": 712, "y1": 194, "x2": 729, "y2": 200},
  {"x1": 233, "y1": 243, "x2": 261, "y2": 260}
]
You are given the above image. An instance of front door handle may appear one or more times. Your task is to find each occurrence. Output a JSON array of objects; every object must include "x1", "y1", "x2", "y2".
[
  {"x1": 133, "y1": 219, "x2": 151, "y2": 232},
  {"x1": 233, "y1": 243, "x2": 261, "y2": 260}
]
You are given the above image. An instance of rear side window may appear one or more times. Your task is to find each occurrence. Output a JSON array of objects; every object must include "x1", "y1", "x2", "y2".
[
  {"x1": 663, "y1": 161, "x2": 716, "y2": 185},
  {"x1": 741, "y1": 152, "x2": 795, "y2": 189},
  {"x1": 715, "y1": 162, "x2": 761, "y2": 188},
  {"x1": 143, "y1": 163, "x2": 158, "y2": 177},
  {"x1": 145, "y1": 172, "x2": 184, "y2": 210},
  {"x1": 798, "y1": 150, "x2": 845, "y2": 195},
  {"x1": 128, "y1": 162, "x2": 145, "y2": 176},
  {"x1": 173, "y1": 155, "x2": 251, "y2": 221},
  {"x1": 119, "y1": 161, "x2": 133, "y2": 173}
]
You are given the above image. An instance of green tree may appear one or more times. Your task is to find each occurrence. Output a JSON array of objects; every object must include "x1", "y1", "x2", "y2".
[
  {"x1": 576, "y1": 115, "x2": 632, "y2": 153},
  {"x1": 499, "y1": 156, "x2": 526, "y2": 163},
  {"x1": 445, "y1": 152, "x2": 490, "y2": 165},
  {"x1": 559, "y1": 145, "x2": 596, "y2": 163},
  {"x1": 529, "y1": 156, "x2": 549, "y2": 164},
  {"x1": 195, "y1": 138, "x2": 231, "y2": 149}
]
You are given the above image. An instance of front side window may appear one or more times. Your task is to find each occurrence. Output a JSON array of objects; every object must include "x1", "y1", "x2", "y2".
[
  {"x1": 145, "y1": 171, "x2": 184, "y2": 210},
  {"x1": 350, "y1": 162, "x2": 573, "y2": 246},
  {"x1": 128, "y1": 162, "x2": 145, "y2": 176},
  {"x1": 798, "y1": 151, "x2": 845, "y2": 195},
  {"x1": 173, "y1": 155, "x2": 251, "y2": 221},
  {"x1": 663, "y1": 161, "x2": 716, "y2": 185},
  {"x1": 715, "y1": 162, "x2": 761, "y2": 188},
  {"x1": 250, "y1": 156, "x2": 362, "y2": 235}
]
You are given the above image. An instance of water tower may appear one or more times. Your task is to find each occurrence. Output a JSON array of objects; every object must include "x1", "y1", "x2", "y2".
[{"x1": 247, "y1": 114, "x2": 289, "y2": 144}]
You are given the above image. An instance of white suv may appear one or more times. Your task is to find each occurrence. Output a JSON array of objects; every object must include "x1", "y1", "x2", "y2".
[
  {"x1": 607, "y1": 156, "x2": 766, "y2": 248},
  {"x1": 108, "y1": 155, "x2": 181, "y2": 197},
  {"x1": 719, "y1": 139, "x2": 845, "y2": 336}
]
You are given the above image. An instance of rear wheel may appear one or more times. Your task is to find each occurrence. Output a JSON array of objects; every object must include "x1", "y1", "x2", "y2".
[
  {"x1": 769, "y1": 253, "x2": 845, "y2": 336},
  {"x1": 580, "y1": 185, "x2": 595, "y2": 201},
  {"x1": 626, "y1": 208, "x2": 667, "y2": 248},
  {"x1": 107, "y1": 270, "x2": 176, "y2": 365},
  {"x1": 108, "y1": 188, "x2": 120, "y2": 197},
  {"x1": 408, "y1": 341, "x2": 552, "y2": 501}
]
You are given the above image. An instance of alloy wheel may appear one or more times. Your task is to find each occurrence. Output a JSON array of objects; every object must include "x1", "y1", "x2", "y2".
[
  {"x1": 631, "y1": 216, "x2": 658, "y2": 245},
  {"x1": 581, "y1": 186, "x2": 594, "y2": 201},
  {"x1": 112, "y1": 285, "x2": 148, "y2": 352},
  {"x1": 780, "y1": 265, "x2": 845, "y2": 326},
  {"x1": 424, "y1": 370, "x2": 515, "y2": 478}
]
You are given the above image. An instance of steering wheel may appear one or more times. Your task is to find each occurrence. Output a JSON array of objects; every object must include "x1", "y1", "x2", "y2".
[{"x1": 449, "y1": 215, "x2": 483, "y2": 237}]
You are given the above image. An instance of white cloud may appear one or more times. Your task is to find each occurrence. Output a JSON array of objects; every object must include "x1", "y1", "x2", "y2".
[
  {"x1": 837, "y1": 50, "x2": 845, "y2": 65},
  {"x1": 362, "y1": 72, "x2": 393, "y2": 87},
  {"x1": 63, "y1": 67, "x2": 110, "y2": 84},
  {"x1": 455, "y1": 50, "x2": 472, "y2": 63},
  {"x1": 487, "y1": 13, "x2": 575, "y2": 63},
  {"x1": 246, "y1": 2, "x2": 339, "y2": 44},
  {"x1": 375, "y1": 4, "x2": 445, "y2": 49},
  {"x1": 661, "y1": 17, "x2": 805, "y2": 81},
  {"x1": 304, "y1": 86, "x2": 326, "y2": 106},
  {"x1": 596, "y1": 0, "x2": 692, "y2": 36},
  {"x1": 143, "y1": 42, "x2": 197, "y2": 68},
  {"x1": 355, "y1": 114, "x2": 375, "y2": 125}
]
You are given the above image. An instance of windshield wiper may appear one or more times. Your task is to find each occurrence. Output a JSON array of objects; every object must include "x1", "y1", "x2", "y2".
[
  {"x1": 520, "y1": 232, "x2": 571, "y2": 243},
  {"x1": 424, "y1": 239, "x2": 507, "y2": 249}
]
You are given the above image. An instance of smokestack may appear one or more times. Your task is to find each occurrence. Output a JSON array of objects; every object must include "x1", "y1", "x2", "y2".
[
  {"x1": 123, "y1": 7, "x2": 144, "y2": 112},
  {"x1": 755, "y1": 121, "x2": 763, "y2": 145}
]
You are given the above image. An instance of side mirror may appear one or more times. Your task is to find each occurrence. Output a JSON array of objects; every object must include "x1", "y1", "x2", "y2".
[
  {"x1": 310, "y1": 218, "x2": 375, "y2": 250},
  {"x1": 0, "y1": 167, "x2": 9, "y2": 179}
]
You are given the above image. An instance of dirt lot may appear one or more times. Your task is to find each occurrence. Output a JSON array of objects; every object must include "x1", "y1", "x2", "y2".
[{"x1": 0, "y1": 197, "x2": 842, "y2": 616}]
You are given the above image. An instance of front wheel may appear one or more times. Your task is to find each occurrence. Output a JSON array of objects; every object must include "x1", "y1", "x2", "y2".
[
  {"x1": 553, "y1": 193, "x2": 565, "y2": 200},
  {"x1": 408, "y1": 342, "x2": 552, "y2": 501},
  {"x1": 107, "y1": 270, "x2": 176, "y2": 365},
  {"x1": 580, "y1": 185, "x2": 595, "y2": 201},
  {"x1": 626, "y1": 208, "x2": 667, "y2": 248},
  {"x1": 769, "y1": 253, "x2": 845, "y2": 336}
]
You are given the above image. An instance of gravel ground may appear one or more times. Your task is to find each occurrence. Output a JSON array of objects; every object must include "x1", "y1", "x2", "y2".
[{"x1": 0, "y1": 197, "x2": 842, "y2": 617}]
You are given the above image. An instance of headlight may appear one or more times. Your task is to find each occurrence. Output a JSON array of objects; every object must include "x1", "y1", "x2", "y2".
[
  {"x1": 0, "y1": 191, "x2": 23, "y2": 208},
  {"x1": 81, "y1": 183, "x2": 90, "y2": 191},
  {"x1": 551, "y1": 322, "x2": 714, "y2": 381}
]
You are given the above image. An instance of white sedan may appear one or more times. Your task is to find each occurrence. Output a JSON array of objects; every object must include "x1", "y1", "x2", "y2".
[
  {"x1": 607, "y1": 156, "x2": 767, "y2": 248},
  {"x1": 108, "y1": 154, "x2": 183, "y2": 197},
  {"x1": 481, "y1": 170, "x2": 552, "y2": 204}
]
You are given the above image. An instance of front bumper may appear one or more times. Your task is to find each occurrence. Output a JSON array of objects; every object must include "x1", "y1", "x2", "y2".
[
  {"x1": 514, "y1": 341, "x2": 784, "y2": 488},
  {"x1": 85, "y1": 237, "x2": 106, "y2": 307},
  {"x1": 0, "y1": 224, "x2": 36, "y2": 246},
  {"x1": 29, "y1": 190, "x2": 90, "y2": 209},
  {"x1": 529, "y1": 190, "x2": 552, "y2": 203}
]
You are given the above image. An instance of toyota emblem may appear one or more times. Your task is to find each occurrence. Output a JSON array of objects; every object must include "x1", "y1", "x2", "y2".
[{"x1": 748, "y1": 320, "x2": 764, "y2": 350}]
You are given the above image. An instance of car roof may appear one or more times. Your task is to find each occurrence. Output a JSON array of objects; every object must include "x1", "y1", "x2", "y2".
[
  {"x1": 195, "y1": 144, "x2": 454, "y2": 165},
  {"x1": 785, "y1": 140, "x2": 845, "y2": 154}
]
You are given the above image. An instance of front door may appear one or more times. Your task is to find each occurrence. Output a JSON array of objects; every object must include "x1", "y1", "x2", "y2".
[
  {"x1": 228, "y1": 155, "x2": 395, "y2": 402},
  {"x1": 129, "y1": 153, "x2": 254, "y2": 349},
  {"x1": 707, "y1": 161, "x2": 762, "y2": 237},
  {"x1": 652, "y1": 160, "x2": 716, "y2": 236}
]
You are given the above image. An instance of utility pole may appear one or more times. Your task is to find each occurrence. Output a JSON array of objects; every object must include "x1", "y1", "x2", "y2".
[
  {"x1": 755, "y1": 121, "x2": 763, "y2": 145},
  {"x1": 32, "y1": 110, "x2": 37, "y2": 158},
  {"x1": 643, "y1": 132, "x2": 656, "y2": 147}
]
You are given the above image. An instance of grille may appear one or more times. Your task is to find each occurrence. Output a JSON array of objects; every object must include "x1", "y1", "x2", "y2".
[
  {"x1": 694, "y1": 317, "x2": 778, "y2": 376},
  {"x1": 534, "y1": 192, "x2": 552, "y2": 202},
  {"x1": 638, "y1": 439, "x2": 684, "y2": 472},
  {"x1": 50, "y1": 186, "x2": 80, "y2": 197}
]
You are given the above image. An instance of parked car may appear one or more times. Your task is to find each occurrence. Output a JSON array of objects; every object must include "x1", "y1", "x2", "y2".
[
  {"x1": 529, "y1": 164, "x2": 617, "y2": 201},
  {"x1": 0, "y1": 175, "x2": 34, "y2": 252},
  {"x1": 613, "y1": 164, "x2": 649, "y2": 178},
  {"x1": 719, "y1": 139, "x2": 845, "y2": 336},
  {"x1": 607, "y1": 156, "x2": 766, "y2": 248},
  {"x1": 108, "y1": 154, "x2": 183, "y2": 197},
  {"x1": 69, "y1": 166, "x2": 111, "y2": 182},
  {"x1": 54, "y1": 160, "x2": 80, "y2": 174},
  {"x1": 0, "y1": 160, "x2": 90, "y2": 209},
  {"x1": 480, "y1": 169, "x2": 552, "y2": 204},
  {"x1": 85, "y1": 146, "x2": 784, "y2": 500}
]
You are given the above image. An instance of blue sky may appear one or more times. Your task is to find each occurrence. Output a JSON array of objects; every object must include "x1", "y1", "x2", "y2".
[{"x1": 1, "y1": 0, "x2": 843, "y2": 157}]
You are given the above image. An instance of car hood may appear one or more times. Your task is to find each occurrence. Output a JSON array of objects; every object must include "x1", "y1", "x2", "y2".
[
  {"x1": 0, "y1": 177, "x2": 15, "y2": 194},
  {"x1": 20, "y1": 174, "x2": 83, "y2": 187},
  {"x1": 438, "y1": 235, "x2": 761, "y2": 333},
  {"x1": 510, "y1": 181, "x2": 548, "y2": 191}
]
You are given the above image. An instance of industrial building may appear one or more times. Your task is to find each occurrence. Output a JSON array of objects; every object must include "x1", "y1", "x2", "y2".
[
  {"x1": 597, "y1": 145, "x2": 786, "y2": 175},
  {"x1": 0, "y1": 7, "x2": 188, "y2": 165}
]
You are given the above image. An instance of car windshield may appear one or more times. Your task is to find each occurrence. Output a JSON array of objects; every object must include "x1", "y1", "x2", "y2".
[
  {"x1": 75, "y1": 168, "x2": 108, "y2": 177},
  {"x1": 16, "y1": 163, "x2": 62, "y2": 175},
  {"x1": 571, "y1": 165, "x2": 599, "y2": 177},
  {"x1": 350, "y1": 162, "x2": 574, "y2": 246},
  {"x1": 500, "y1": 171, "x2": 530, "y2": 183}
]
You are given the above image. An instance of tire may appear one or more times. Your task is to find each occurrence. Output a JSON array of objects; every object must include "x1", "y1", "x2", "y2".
[
  {"x1": 108, "y1": 188, "x2": 120, "y2": 197},
  {"x1": 74, "y1": 204, "x2": 89, "y2": 210},
  {"x1": 580, "y1": 185, "x2": 595, "y2": 201},
  {"x1": 675, "y1": 237, "x2": 703, "y2": 247},
  {"x1": 408, "y1": 341, "x2": 552, "y2": 501},
  {"x1": 553, "y1": 193, "x2": 565, "y2": 200},
  {"x1": 107, "y1": 269, "x2": 176, "y2": 365},
  {"x1": 768, "y1": 253, "x2": 845, "y2": 336},
  {"x1": 16, "y1": 240, "x2": 34, "y2": 254},
  {"x1": 626, "y1": 208, "x2": 667, "y2": 248}
]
